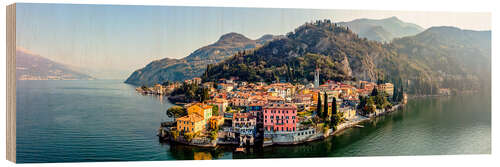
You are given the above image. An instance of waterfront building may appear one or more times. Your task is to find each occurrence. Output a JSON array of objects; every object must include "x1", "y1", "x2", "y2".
[
  {"x1": 248, "y1": 101, "x2": 266, "y2": 126},
  {"x1": 209, "y1": 116, "x2": 224, "y2": 130},
  {"x1": 263, "y1": 103, "x2": 298, "y2": 132},
  {"x1": 378, "y1": 83, "x2": 394, "y2": 96},
  {"x1": 152, "y1": 84, "x2": 167, "y2": 95},
  {"x1": 176, "y1": 114, "x2": 204, "y2": 134},
  {"x1": 187, "y1": 103, "x2": 213, "y2": 127},
  {"x1": 232, "y1": 112, "x2": 257, "y2": 136},
  {"x1": 339, "y1": 106, "x2": 357, "y2": 120}
]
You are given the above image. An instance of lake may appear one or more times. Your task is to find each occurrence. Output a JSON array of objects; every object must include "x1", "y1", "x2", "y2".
[{"x1": 16, "y1": 80, "x2": 491, "y2": 163}]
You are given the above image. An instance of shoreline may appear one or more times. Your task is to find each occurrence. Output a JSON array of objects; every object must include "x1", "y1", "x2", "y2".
[{"x1": 159, "y1": 103, "x2": 405, "y2": 148}]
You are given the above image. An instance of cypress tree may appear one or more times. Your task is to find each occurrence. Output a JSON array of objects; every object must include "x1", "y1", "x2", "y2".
[
  {"x1": 332, "y1": 97, "x2": 337, "y2": 115},
  {"x1": 392, "y1": 79, "x2": 399, "y2": 102},
  {"x1": 371, "y1": 88, "x2": 379, "y2": 96},
  {"x1": 398, "y1": 80, "x2": 404, "y2": 102},
  {"x1": 316, "y1": 92, "x2": 322, "y2": 116},
  {"x1": 323, "y1": 92, "x2": 329, "y2": 119},
  {"x1": 330, "y1": 97, "x2": 338, "y2": 126}
]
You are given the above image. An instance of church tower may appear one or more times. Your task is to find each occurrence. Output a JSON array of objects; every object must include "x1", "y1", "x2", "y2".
[{"x1": 314, "y1": 67, "x2": 320, "y2": 88}]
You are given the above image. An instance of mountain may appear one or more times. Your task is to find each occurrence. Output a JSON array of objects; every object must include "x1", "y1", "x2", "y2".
[
  {"x1": 203, "y1": 20, "x2": 408, "y2": 83},
  {"x1": 16, "y1": 48, "x2": 93, "y2": 80},
  {"x1": 203, "y1": 20, "x2": 491, "y2": 95},
  {"x1": 125, "y1": 33, "x2": 282, "y2": 86},
  {"x1": 337, "y1": 16, "x2": 424, "y2": 42},
  {"x1": 392, "y1": 26, "x2": 491, "y2": 94}
]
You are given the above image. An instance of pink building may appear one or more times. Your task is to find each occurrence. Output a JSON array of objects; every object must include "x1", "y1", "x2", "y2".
[{"x1": 263, "y1": 103, "x2": 297, "y2": 132}]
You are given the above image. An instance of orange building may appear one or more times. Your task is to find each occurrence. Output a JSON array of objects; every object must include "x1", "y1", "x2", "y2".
[
  {"x1": 209, "y1": 116, "x2": 224, "y2": 130},
  {"x1": 176, "y1": 114, "x2": 204, "y2": 134}
]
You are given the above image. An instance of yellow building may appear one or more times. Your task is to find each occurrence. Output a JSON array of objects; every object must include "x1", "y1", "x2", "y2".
[
  {"x1": 209, "y1": 116, "x2": 224, "y2": 130},
  {"x1": 378, "y1": 83, "x2": 394, "y2": 96},
  {"x1": 187, "y1": 103, "x2": 213, "y2": 127},
  {"x1": 176, "y1": 114, "x2": 204, "y2": 134}
]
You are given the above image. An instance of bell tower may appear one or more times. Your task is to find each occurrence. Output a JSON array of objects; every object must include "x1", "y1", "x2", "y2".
[{"x1": 314, "y1": 67, "x2": 320, "y2": 88}]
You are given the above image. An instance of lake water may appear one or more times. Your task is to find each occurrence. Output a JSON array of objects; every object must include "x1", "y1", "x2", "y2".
[{"x1": 16, "y1": 80, "x2": 491, "y2": 163}]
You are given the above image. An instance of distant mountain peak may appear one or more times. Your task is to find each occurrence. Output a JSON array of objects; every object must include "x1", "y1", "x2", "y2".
[
  {"x1": 216, "y1": 32, "x2": 251, "y2": 44},
  {"x1": 125, "y1": 32, "x2": 279, "y2": 86},
  {"x1": 337, "y1": 16, "x2": 424, "y2": 42},
  {"x1": 383, "y1": 16, "x2": 401, "y2": 21},
  {"x1": 257, "y1": 34, "x2": 275, "y2": 41},
  {"x1": 426, "y1": 26, "x2": 461, "y2": 31}
]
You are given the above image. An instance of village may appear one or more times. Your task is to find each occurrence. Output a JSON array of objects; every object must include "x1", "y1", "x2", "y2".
[{"x1": 141, "y1": 69, "x2": 407, "y2": 150}]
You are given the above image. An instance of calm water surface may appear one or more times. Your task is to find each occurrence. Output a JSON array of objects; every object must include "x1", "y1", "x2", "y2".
[{"x1": 16, "y1": 80, "x2": 491, "y2": 163}]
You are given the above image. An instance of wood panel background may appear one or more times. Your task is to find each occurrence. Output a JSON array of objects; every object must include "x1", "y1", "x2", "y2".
[{"x1": 6, "y1": 3, "x2": 17, "y2": 163}]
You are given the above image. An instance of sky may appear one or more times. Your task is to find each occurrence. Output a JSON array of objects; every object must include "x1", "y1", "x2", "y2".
[{"x1": 15, "y1": 3, "x2": 491, "y2": 79}]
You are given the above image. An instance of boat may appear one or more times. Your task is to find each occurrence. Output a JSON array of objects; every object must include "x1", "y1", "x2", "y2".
[{"x1": 355, "y1": 125, "x2": 364, "y2": 128}]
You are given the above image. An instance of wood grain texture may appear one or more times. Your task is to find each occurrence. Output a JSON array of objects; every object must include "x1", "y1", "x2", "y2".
[{"x1": 6, "y1": 3, "x2": 17, "y2": 163}]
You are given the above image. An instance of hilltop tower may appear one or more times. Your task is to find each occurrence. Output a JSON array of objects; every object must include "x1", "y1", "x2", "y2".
[{"x1": 314, "y1": 67, "x2": 320, "y2": 88}]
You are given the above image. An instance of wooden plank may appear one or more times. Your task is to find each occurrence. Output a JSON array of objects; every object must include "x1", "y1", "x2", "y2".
[{"x1": 6, "y1": 3, "x2": 17, "y2": 163}]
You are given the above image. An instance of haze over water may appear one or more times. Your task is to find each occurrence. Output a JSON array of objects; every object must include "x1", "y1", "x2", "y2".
[{"x1": 16, "y1": 80, "x2": 490, "y2": 163}]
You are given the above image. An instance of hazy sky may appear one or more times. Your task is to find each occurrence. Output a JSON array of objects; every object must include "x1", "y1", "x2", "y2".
[{"x1": 16, "y1": 3, "x2": 491, "y2": 79}]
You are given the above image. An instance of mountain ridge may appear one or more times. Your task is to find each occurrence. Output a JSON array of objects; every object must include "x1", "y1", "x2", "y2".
[
  {"x1": 16, "y1": 48, "x2": 94, "y2": 80},
  {"x1": 337, "y1": 16, "x2": 424, "y2": 42},
  {"x1": 203, "y1": 20, "x2": 490, "y2": 95},
  {"x1": 124, "y1": 32, "x2": 282, "y2": 86}
]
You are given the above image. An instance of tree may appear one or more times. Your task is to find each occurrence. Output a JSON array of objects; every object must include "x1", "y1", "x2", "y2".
[
  {"x1": 166, "y1": 106, "x2": 187, "y2": 118},
  {"x1": 183, "y1": 132, "x2": 194, "y2": 142},
  {"x1": 364, "y1": 98, "x2": 376, "y2": 115},
  {"x1": 358, "y1": 95, "x2": 366, "y2": 110},
  {"x1": 316, "y1": 92, "x2": 322, "y2": 116},
  {"x1": 371, "y1": 88, "x2": 379, "y2": 96},
  {"x1": 330, "y1": 97, "x2": 340, "y2": 127},
  {"x1": 170, "y1": 130, "x2": 179, "y2": 140},
  {"x1": 398, "y1": 79, "x2": 404, "y2": 102},
  {"x1": 201, "y1": 88, "x2": 210, "y2": 102},
  {"x1": 211, "y1": 105, "x2": 219, "y2": 116},
  {"x1": 323, "y1": 92, "x2": 329, "y2": 119},
  {"x1": 375, "y1": 94, "x2": 386, "y2": 109},
  {"x1": 209, "y1": 130, "x2": 218, "y2": 141},
  {"x1": 331, "y1": 97, "x2": 337, "y2": 116},
  {"x1": 392, "y1": 80, "x2": 399, "y2": 102}
]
